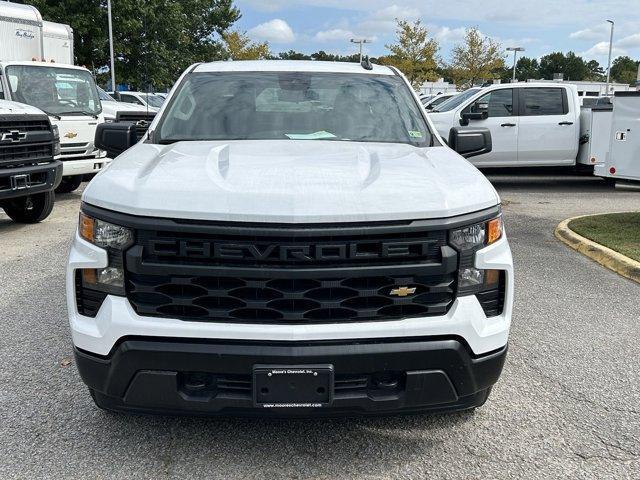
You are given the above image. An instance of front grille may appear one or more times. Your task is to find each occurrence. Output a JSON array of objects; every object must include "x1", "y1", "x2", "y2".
[
  {"x1": 116, "y1": 112, "x2": 156, "y2": 140},
  {"x1": 126, "y1": 272, "x2": 455, "y2": 324},
  {"x1": 0, "y1": 116, "x2": 54, "y2": 169},
  {"x1": 121, "y1": 219, "x2": 458, "y2": 324},
  {"x1": 0, "y1": 143, "x2": 53, "y2": 167},
  {"x1": 0, "y1": 119, "x2": 50, "y2": 134}
]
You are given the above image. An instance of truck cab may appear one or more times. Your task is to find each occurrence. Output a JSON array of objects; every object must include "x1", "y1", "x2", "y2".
[
  {"x1": 429, "y1": 83, "x2": 581, "y2": 167},
  {"x1": 0, "y1": 62, "x2": 108, "y2": 192}
]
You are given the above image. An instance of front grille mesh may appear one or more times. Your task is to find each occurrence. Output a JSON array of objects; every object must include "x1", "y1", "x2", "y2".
[{"x1": 127, "y1": 272, "x2": 455, "y2": 324}]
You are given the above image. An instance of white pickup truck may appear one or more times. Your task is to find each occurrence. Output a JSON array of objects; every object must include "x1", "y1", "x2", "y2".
[
  {"x1": 428, "y1": 83, "x2": 588, "y2": 168},
  {"x1": 67, "y1": 60, "x2": 513, "y2": 417}
]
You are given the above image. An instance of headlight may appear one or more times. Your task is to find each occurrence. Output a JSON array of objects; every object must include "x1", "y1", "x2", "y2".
[
  {"x1": 78, "y1": 212, "x2": 133, "y2": 293},
  {"x1": 52, "y1": 124, "x2": 61, "y2": 157},
  {"x1": 450, "y1": 214, "x2": 504, "y2": 303}
]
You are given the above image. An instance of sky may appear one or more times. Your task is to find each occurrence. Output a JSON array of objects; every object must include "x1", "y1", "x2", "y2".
[{"x1": 234, "y1": 0, "x2": 640, "y2": 68}]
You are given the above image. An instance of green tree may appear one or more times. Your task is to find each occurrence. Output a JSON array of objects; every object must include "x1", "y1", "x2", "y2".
[
  {"x1": 27, "y1": 0, "x2": 240, "y2": 89},
  {"x1": 610, "y1": 56, "x2": 639, "y2": 85},
  {"x1": 277, "y1": 50, "x2": 312, "y2": 60},
  {"x1": 379, "y1": 19, "x2": 439, "y2": 88},
  {"x1": 585, "y1": 60, "x2": 605, "y2": 81},
  {"x1": 449, "y1": 27, "x2": 504, "y2": 87},
  {"x1": 538, "y1": 51, "x2": 588, "y2": 81},
  {"x1": 223, "y1": 31, "x2": 270, "y2": 60}
]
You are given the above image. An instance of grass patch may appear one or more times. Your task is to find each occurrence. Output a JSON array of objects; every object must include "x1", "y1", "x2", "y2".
[{"x1": 569, "y1": 212, "x2": 640, "y2": 262}]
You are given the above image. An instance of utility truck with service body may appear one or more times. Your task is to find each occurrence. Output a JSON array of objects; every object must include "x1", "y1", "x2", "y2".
[
  {"x1": 0, "y1": 2, "x2": 108, "y2": 193},
  {"x1": 429, "y1": 83, "x2": 601, "y2": 170},
  {"x1": 0, "y1": 99, "x2": 61, "y2": 223},
  {"x1": 68, "y1": 60, "x2": 513, "y2": 416}
]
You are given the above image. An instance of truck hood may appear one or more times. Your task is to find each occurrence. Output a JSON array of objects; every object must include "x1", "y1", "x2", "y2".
[
  {"x1": 83, "y1": 140, "x2": 499, "y2": 223},
  {"x1": 100, "y1": 101, "x2": 159, "y2": 119},
  {"x1": 0, "y1": 99, "x2": 45, "y2": 115}
]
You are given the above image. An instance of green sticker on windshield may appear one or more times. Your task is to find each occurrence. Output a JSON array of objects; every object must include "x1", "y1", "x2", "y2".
[{"x1": 408, "y1": 130, "x2": 423, "y2": 138}]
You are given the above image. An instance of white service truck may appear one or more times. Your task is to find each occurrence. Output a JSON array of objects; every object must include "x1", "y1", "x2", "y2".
[
  {"x1": 0, "y1": 2, "x2": 108, "y2": 193},
  {"x1": 67, "y1": 60, "x2": 513, "y2": 416},
  {"x1": 429, "y1": 83, "x2": 597, "y2": 170}
]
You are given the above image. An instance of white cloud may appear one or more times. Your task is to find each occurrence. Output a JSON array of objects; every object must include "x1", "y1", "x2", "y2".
[
  {"x1": 357, "y1": 4, "x2": 420, "y2": 35},
  {"x1": 314, "y1": 28, "x2": 356, "y2": 42},
  {"x1": 618, "y1": 33, "x2": 640, "y2": 49},
  {"x1": 248, "y1": 19, "x2": 295, "y2": 43},
  {"x1": 432, "y1": 26, "x2": 467, "y2": 44},
  {"x1": 582, "y1": 41, "x2": 626, "y2": 59},
  {"x1": 569, "y1": 24, "x2": 610, "y2": 41}
]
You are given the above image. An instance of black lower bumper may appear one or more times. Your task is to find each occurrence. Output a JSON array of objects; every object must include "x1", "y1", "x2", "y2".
[
  {"x1": 0, "y1": 161, "x2": 62, "y2": 201},
  {"x1": 75, "y1": 337, "x2": 507, "y2": 417}
]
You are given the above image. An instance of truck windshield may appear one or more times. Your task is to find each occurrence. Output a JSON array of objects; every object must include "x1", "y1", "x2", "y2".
[
  {"x1": 432, "y1": 88, "x2": 481, "y2": 112},
  {"x1": 140, "y1": 93, "x2": 164, "y2": 108},
  {"x1": 157, "y1": 72, "x2": 431, "y2": 146},
  {"x1": 6, "y1": 65, "x2": 101, "y2": 116}
]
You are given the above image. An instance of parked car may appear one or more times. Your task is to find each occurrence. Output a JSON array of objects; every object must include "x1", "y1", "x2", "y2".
[
  {"x1": 0, "y1": 100, "x2": 62, "y2": 222},
  {"x1": 429, "y1": 83, "x2": 598, "y2": 169},
  {"x1": 69, "y1": 60, "x2": 513, "y2": 416},
  {"x1": 421, "y1": 92, "x2": 457, "y2": 110},
  {"x1": 115, "y1": 91, "x2": 165, "y2": 109}
]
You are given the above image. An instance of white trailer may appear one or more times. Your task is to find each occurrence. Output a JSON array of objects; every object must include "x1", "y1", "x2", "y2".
[
  {"x1": 0, "y1": 2, "x2": 43, "y2": 62},
  {"x1": 595, "y1": 92, "x2": 640, "y2": 184},
  {"x1": 43, "y1": 20, "x2": 74, "y2": 65}
]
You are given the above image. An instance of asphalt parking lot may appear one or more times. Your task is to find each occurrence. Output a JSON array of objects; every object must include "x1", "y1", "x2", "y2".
[{"x1": 0, "y1": 172, "x2": 638, "y2": 479}]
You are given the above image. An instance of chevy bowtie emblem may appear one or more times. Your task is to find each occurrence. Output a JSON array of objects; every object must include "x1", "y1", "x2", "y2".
[
  {"x1": 64, "y1": 131, "x2": 78, "y2": 139},
  {"x1": 1, "y1": 130, "x2": 27, "y2": 143},
  {"x1": 390, "y1": 286, "x2": 417, "y2": 297}
]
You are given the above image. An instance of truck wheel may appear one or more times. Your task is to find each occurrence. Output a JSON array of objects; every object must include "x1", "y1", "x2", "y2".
[
  {"x1": 55, "y1": 175, "x2": 83, "y2": 194},
  {"x1": 2, "y1": 191, "x2": 55, "y2": 223}
]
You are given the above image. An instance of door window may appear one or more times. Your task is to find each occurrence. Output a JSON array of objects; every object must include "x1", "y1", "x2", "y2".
[
  {"x1": 120, "y1": 94, "x2": 144, "y2": 105},
  {"x1": 468, "y1": 89, "x2": 514, "y2": 117},
  {"x1": 522, "y1": 88, "x2": 567, "y2": 115}
]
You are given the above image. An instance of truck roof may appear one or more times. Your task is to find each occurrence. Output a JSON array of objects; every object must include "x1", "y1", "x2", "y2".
[
  {"x1": 0, "y1": 60, "x2": 89, "y2": 72},
  {"x1": 193, "y1": 60, "x2": 395, "y2": 76}
]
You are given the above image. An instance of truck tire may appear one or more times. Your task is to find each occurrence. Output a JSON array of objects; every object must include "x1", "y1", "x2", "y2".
[
  {"x1": 55, "y1": 175, "x2": 83, "y2": 194},
  {"x1": 2, "y1": 191, "x2": 55, "y2": 223}
]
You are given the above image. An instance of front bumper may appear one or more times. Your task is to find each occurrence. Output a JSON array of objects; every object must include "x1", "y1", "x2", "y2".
[
  {"x1": 76, "y1": 337, "x2": 507, "y2": 416},
  {"x1": 61, "y1": 156, "x2": 110, "y2": 177},
  {"x1": 0, "y1": 161, "x2": 63, "y2": 201}
]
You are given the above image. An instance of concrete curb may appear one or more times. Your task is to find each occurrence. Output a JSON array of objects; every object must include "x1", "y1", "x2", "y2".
[{"x1": 555, "y1": 214, "x2": 640, "y2": 285}]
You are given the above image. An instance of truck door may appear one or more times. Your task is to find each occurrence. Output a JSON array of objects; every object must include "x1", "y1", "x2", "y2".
[
  {"x1": 460, "y1": 88, "x2": 518, "y2": 166},
  {"x1": 516, "y1": 87, "x2": 579, "y2": 166}
]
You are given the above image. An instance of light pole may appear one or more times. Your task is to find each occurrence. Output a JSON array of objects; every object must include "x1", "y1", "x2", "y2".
[
  {"x1": 506, "y1": 47, "x2": 525, "y2": 82},
  {"x1": 350, "y1": 38, "x2": 372, "y2": 63},
  {"x1": 605, "y1": 20, "x2": 615, "y2": 97},
  {"x1": 107, "y1": 0, "x2": 116, "y2": 92}
]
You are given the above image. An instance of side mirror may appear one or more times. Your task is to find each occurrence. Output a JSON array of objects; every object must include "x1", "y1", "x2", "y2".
[
  {"x1": 460, "y1": 111, "x2": 488, "y2": 126},
  {"x1": 448, "y1": 127, "x2": 492, "y2": 158},
  {"x1": 95, "y1": 122, "x2": 137, "y2": 158}
]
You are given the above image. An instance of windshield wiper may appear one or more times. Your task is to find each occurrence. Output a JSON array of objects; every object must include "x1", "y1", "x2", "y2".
[
  {"x1": 60, "y1": 110, "x2": 98, "y2": 119},
  {"x1": 40, "y1": 110, "x2": 61, "y2": 120}
]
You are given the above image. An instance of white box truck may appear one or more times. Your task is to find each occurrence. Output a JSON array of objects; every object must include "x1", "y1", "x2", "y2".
[
  {"x1": 43, "y1": 20, "x2": 74, "y2": 65},
  {"x1": 0, "y1": 2, "x2": 108, "y2": 193}
]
